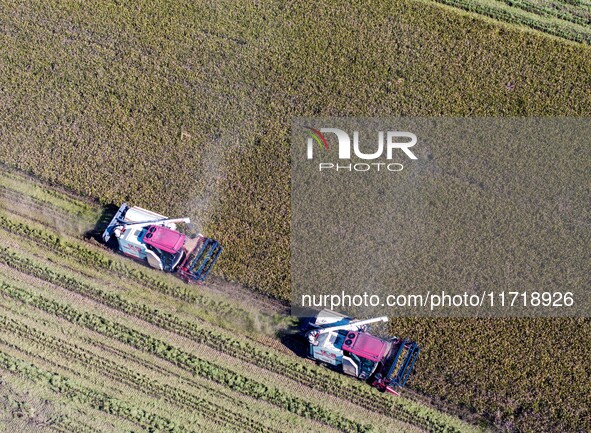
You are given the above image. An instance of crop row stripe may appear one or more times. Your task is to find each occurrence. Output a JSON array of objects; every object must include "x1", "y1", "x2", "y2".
[
  {"x1": 0, "y1": 281, "x2": 372, "y2": 433},
  {"x1": 0, "y1": 348, "x2": 196, "y2": 433},
  {"x1": 0, "y1": 313, "x2": 283, "y2": 433},
  {"x1": 0, "y1": 243, "x2": 459, "y2": 433}
]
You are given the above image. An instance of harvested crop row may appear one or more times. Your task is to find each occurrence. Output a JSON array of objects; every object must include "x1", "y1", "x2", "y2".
[
  {"x1": 0, "y1": 349, "x2": 197, "y2": 433},
  {"x1": 84, "y1": 337, "x2": 259, "y2": 414},
  {"x1": 431, "y1": 0, "x2": 591, "y2": 43},
  {"x1": 0, "y1": 214, "x2": 258, "y2": 326},
  {"x1": 495, "y1": 0, "x2": 591, "y2": 27},
  {"x1": 0, "y1": 314, "x2": 282, "y2": 433},
  {"x1": 0, "y1": 168, "x2": 97, "y2": 219},
  {"x1": 0, "y1": 242, "x2": 463, "y2": 433},
  {"x1": 0, "y1": 338, "x2": 240, "y2": 433},
  {"x1": 0, "y1": 281, "x2": 373, "y2": 433},
  {"x1": 0, "y1": 186, "x2": 83, "y2": 232},
  {"x1": 0, "y1": 306, "x2": 327, "y2": 433},
  {"x1": 0, "y1": 295, "x2": 313, "y2": 433},
  {"x1": 0, "y1": 373, "x2": 106, "y2": 433},
  {"x1": 49, "y1": 418, "x2": 104, "y2": 433}
]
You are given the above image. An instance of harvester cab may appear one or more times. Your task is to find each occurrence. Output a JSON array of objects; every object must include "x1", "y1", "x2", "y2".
[
  {"x1": 102, "y1": 203, "x2": 222, "y2": 282},
  {"x1": 303, "y1": 309, "x2": 420, "y2": 395}
]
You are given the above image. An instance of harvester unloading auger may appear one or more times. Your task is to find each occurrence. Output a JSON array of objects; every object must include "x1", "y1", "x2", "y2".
[
  {"x1": 302, "y1": 310, "x2": 420, "y2": 395},
  {"x1": 102, "y1": 203, "x2": 222, "y2": 283}
]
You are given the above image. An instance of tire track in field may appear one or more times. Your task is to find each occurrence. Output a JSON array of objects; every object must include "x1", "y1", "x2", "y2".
[
  {"x1": 0, "y1": 186, "x2": 80, "y2": 229},
  {"x1": 0, "y1": 373, "x2": 106, "y2": 433},
  {"x1": 0, "y1": 348, "x2": 200, "y2": 433}
]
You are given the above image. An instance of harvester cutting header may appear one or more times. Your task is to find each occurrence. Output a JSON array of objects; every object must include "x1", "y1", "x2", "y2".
[
  {"x1": 102, "y1": 203, "x2": 222, "y2": 283},
  {"x1": 303, "y1": 310, "x2": 419, "y2": 395}
]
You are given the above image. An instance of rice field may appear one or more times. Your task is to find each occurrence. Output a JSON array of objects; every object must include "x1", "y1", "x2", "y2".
[{"x1": 0, "y1": 1, "x2": 590, "y2": 432}]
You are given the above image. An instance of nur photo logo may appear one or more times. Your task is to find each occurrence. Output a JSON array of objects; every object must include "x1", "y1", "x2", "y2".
[{"x1": 304, "y1": 126, "x2": 418, "y2": 172}]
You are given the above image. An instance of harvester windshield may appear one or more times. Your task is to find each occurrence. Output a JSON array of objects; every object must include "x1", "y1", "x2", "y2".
[{"x1": 347, "y1": 353, "x2": 377, "y2": 379}]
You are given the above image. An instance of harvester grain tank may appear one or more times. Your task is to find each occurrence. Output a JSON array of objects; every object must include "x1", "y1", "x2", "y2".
[
  {"x1": 303, "y1": 309, "x2": 419, "y2": 395},
  {"x1": 102, "y1": 203, "x2": 221, "y2": 283}
]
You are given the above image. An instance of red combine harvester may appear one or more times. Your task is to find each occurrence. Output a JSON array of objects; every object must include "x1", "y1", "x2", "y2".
[
  {"x1": 102, "y1": 203, "x2": 222, "y2": 283},
  {"x1": 303, "y1": 310, "x2": 419, "y2": 395}
]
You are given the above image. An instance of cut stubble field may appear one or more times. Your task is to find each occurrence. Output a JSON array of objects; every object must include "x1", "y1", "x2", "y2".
[{"x1": 0, "y1": 166, "x2": 478, "y2": 433}]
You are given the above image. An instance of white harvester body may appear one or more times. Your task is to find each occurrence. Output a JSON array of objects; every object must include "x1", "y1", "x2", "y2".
[
  {"x1": 102, "y1": 203, "x2": 221, "y2": 281},
  {"x1": 303, "y1": 309, "x2": 420, "y2": 394}
]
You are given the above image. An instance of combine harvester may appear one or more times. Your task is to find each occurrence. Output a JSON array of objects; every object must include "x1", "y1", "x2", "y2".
[
  {"x1": 303, "y1": 310, "x2": 420, "y2": 395},
  {"x1": 102, "y1": 203, "x2": 222, "y2": 283}
]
